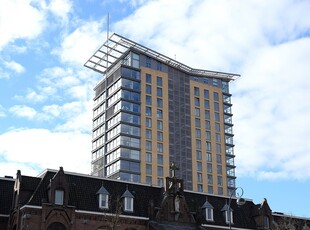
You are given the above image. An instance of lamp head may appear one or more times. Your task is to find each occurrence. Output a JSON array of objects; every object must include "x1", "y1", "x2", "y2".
[{"x1": 236, "y1": 197, "x2": 246, "y2": 206}]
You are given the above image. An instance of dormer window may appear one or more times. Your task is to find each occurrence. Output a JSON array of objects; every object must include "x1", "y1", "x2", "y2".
[
  {"x1": 225, "y1": 210, "x2": 233, "y2": 225},
  {"x1": 99, "y1": 194, "x2": 109, "y2": 209},
  {"x1": 124, "y1": 197, "x2": 133, "y2": 212},
  {"x1": 263, "y1": 215, "x2": 270, "y2": 229},
  {"x1": 121, "y1": 187, "x2": 134, "y2": 212},
  {"x1": 221, "y1": 203, "x2": 233, "y2": 225},
  {"x1": 202, "y1": 198, "x2": 214, "y2": 221},
  {"x1": 206, "y1": 208, "x2": 214, "y2": 221},
  {"x1": 96, "y1": 184, "x2": 110, "y2": 209},
  {"x1": 55, "y1": 190, "x2": 64, "y2": 205}
]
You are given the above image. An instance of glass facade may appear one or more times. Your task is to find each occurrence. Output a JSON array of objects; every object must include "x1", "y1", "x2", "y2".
[{"x1": 89, "y1": 39, "x2": 238, "y2": 195}]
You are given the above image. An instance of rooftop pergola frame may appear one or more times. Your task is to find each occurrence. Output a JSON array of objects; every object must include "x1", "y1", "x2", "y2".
[{"x1": 84, "y1": 33, "x2": 240, "y2": 80}]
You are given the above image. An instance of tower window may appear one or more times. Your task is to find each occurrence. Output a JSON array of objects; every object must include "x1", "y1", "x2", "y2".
[{"x1": 55, "y1": 190, "x2": 64, "y2": 205}]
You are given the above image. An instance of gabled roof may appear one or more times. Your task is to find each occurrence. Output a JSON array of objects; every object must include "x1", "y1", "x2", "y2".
[
  {"x1": 96, "y1": 184, "x2": 110, "y2": 195},
  {"x1": 2, "y1": 168, "x2": 261, "y2": 229}
]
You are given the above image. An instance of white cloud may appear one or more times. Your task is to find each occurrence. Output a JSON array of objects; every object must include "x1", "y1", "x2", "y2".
[
  {"x1": 3, "y1": 61, "x2": 25, "y2": 73},
  {"x1": 0, "y1": 128, "x2": 91, "y2": 177},
  {"x1": 113, "y1": 0, "x2": 310, "y2": 180},
  {"x1": 234, "y1": 38, "x2": 310, "y2": 180},
  {"x1": 52, "y1": 20, "x2": 106, "y2": 66},
  {"x1": 0, "y1": 67, "x2": 10, "y2": 79},
  {"x1": 0, "y1": 0, "x2": 46, "y2": 49},
  {"x1": 47, "y1": 0, "x2": 72, "y2": 23},
  {"x1": 9, "y1": 105, "x2": 37, "y2": 119}
]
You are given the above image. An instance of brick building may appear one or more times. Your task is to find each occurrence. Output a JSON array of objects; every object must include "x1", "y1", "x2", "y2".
[{"x1": 1, "y1": 167, "x2": 309, "y2": 229}]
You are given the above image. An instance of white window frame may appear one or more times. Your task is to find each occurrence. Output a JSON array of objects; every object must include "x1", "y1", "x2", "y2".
[
  {"x1": 206, "y1": 208, "x2": 214, "y2": 221},
  {"x1": 225, "y1": 210, "x2": 234, "y2": 224},
  {"x1": 124, "y1": 197, "x2": 133, "y2": 212},
  {"x1": 99, "y1": 194, "x2": 109, "y2": 209},
  {"x1": 55, "y1": 190, "x2": 64, "y2": 205}
]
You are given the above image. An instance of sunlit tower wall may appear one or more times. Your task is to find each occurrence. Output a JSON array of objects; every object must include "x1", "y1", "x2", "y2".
[{"x1": 85, "y1": 34, "x2": 239, "y2": 196}]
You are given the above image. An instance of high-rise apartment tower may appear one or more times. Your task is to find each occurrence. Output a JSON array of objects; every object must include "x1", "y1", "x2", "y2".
[{"x1": 85, "y1": 34, "x2": 240, "y2": 196}]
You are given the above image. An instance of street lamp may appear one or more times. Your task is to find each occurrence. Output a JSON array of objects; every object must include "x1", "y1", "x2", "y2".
[{"x1": 228, "y1": 187, "x2": 246, "y2": 230}]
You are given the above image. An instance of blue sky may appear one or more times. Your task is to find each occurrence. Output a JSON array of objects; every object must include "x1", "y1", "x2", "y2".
[{"x1": 0, "y1": 0, "x2": 309, "y2": 217}]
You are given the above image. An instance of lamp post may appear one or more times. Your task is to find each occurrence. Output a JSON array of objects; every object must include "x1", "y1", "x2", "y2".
[{"x1": 228, "y1": 187, "x2": 246, "y2": 230}]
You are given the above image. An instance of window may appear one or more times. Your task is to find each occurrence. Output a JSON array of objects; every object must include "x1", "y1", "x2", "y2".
[
  {"x1": 214, "y1": 102, "x2": 219, "y2": 112},
  {"x1": 157, "y1": 76, "x2": 162, "y2": 86},
  {"x1": 216, "y1": 144, "x2": 221, "y2": 154},
  {"x1": 263, "y1": 216, "x2": 270, "y2": 229},
  {"x1": 146, "y1": 152, "x2": 152, "y2": 162},
  {"x1": 196, "y1": 150, "x2": 202, "y2": 160},
  {"x1": 157, "y1": 143, "x2": 163, "y2": 153},
  {"x1": 194, "y1": 97, "x2": 200, "y2": 106},
  {"x1": 217, "y1": 176, "x2": 223, "y2": 186},
  {"x1": 157, "y1": 87, "x2": 162, "y2": 97},
  {"x1": 158, "y1": 178, "x2": 163, "y2": 187},
  {"x1": 146, "y1": 56, "x2": 151, "y2": 68},
  {"x1": 206, "y1": 208, "x2": 214, "y2": 221},
  {"x1": 206, "y1": 131, "x2": 211, "y2": 140},
  {"x1": 215, "y1": 123, "x2": 220, "y2": 132},
  {"x1": 146, "y1": 176, "x2": 152, "y2": 185},
  {"x1": 204, "y1": 100, "x2": 210, "y2": 109},
  {"x1": 157, "y1": 166, "x2": 163, "y2": 176},
  {"x1": 195, "y1": 118, "x2": 201, "y2": 127},
  {"x1": 157, "y1": 109, "x2": 163, "y2": 119},
  {"x1": 146, "y1": 129, "x2": 152, "y2": 139},
  {"x1": 216, "y1": 133, "x2": 221, "y2": 142},
  {"x1": 146, "y1": 73, "x2": 151, "y2": 83},
  {"x1": 55, "y1": 190, "x2": 64, "y2": 205},
  {"x1": 197, "y1": 184, "x2": 203, "y2": 192},
  {"x1": 208, "y1": 174, "x2": 213, "y2": 184},
  {"x1": 99, "y1": 194, "x2": 109, "y2": 209},
  {"x1": 146, "y1": 107, "x2": 152, "y2": 116},
  {"x1": 146, "y1": 118, "x2": 152, "y2": 127},
  {"x1": 214, "y1": 112, "x2": 220, "y2": 122},
  {"x1": 217, "y1": 165, "x2": 222, "y2": 175},
  {"x1": 206, "y1": 142, "x2": 212, "y2": 151},
  {"x1": 196, "y1": 140, "x2": 201, "y2": 149},
  {"x1": 208, "y1": 186, "x2": 213, "y2": 194},
  {"x1": 196, "y1": 129, "x2": 201, "y2": 138},
  {"x1": 218, "y1": 187, "x2": 223, "y2": 195},
  {"x1": 197, "y1": 173, "x2": 202, "y2": 183},
  {"x1": 124, "y1": 197, "x2": 133, "y2": 212},
  {"x1": 146, "y1": 140, "x2": 152, "y2": 150},
  {"x1": 157, "y1": 131, "x2": 163, "y2": 141},
  {"x1": 146, "y1": 85, "x2": 152, "y2": 94},
  {"x1": 206, "y1": 152, "x2": 212, "y2": 162},
  {"x1": 207, "y1": 163, "x2": 212, "y2": 173},
  {"x1": 197, "y1": 162, "x2": 202, "y2": 171},
  {"x1": 157, "y1": 120, "x2": 163, "y2": 130},
  {"x1": 205, "y1": 121, "x2": 211, "y2": 130},
  {"x1": 194, "y1": 87, "x2": 199, "y2": 96},
  {"x1": 205, "y1": 110, "x2": 210, "y2": 119},
  {"x1": 224, "y1": 209, "x2": 233, "y2": 224},
  {"x1": 146, "y1": 164, "x2": 152, "y2": 174},
  {"x1": 157, "y1": 154, "x2": 163, "y2": 165},
  {"x1": 204, "y1": 89, "x2": 209, "y2": 98},
  {"x1": 195, "y1": 108, "x2": 200, "y2": 117},
  {"x1": 216, "y1": 154, "x2": 222, "y2": 164},
  {"x1": 214, "y1": 92, "x2": 219, "y2": 101},
  {"x1": 146, "y1": 95, "x2": 152, "y2": 105},
  {"x1": 157, "y1": 62, "x2": 162, "y2": 71},
  {"x1": 157, "y1": 98, "x2": 163, "y2": 108}
]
